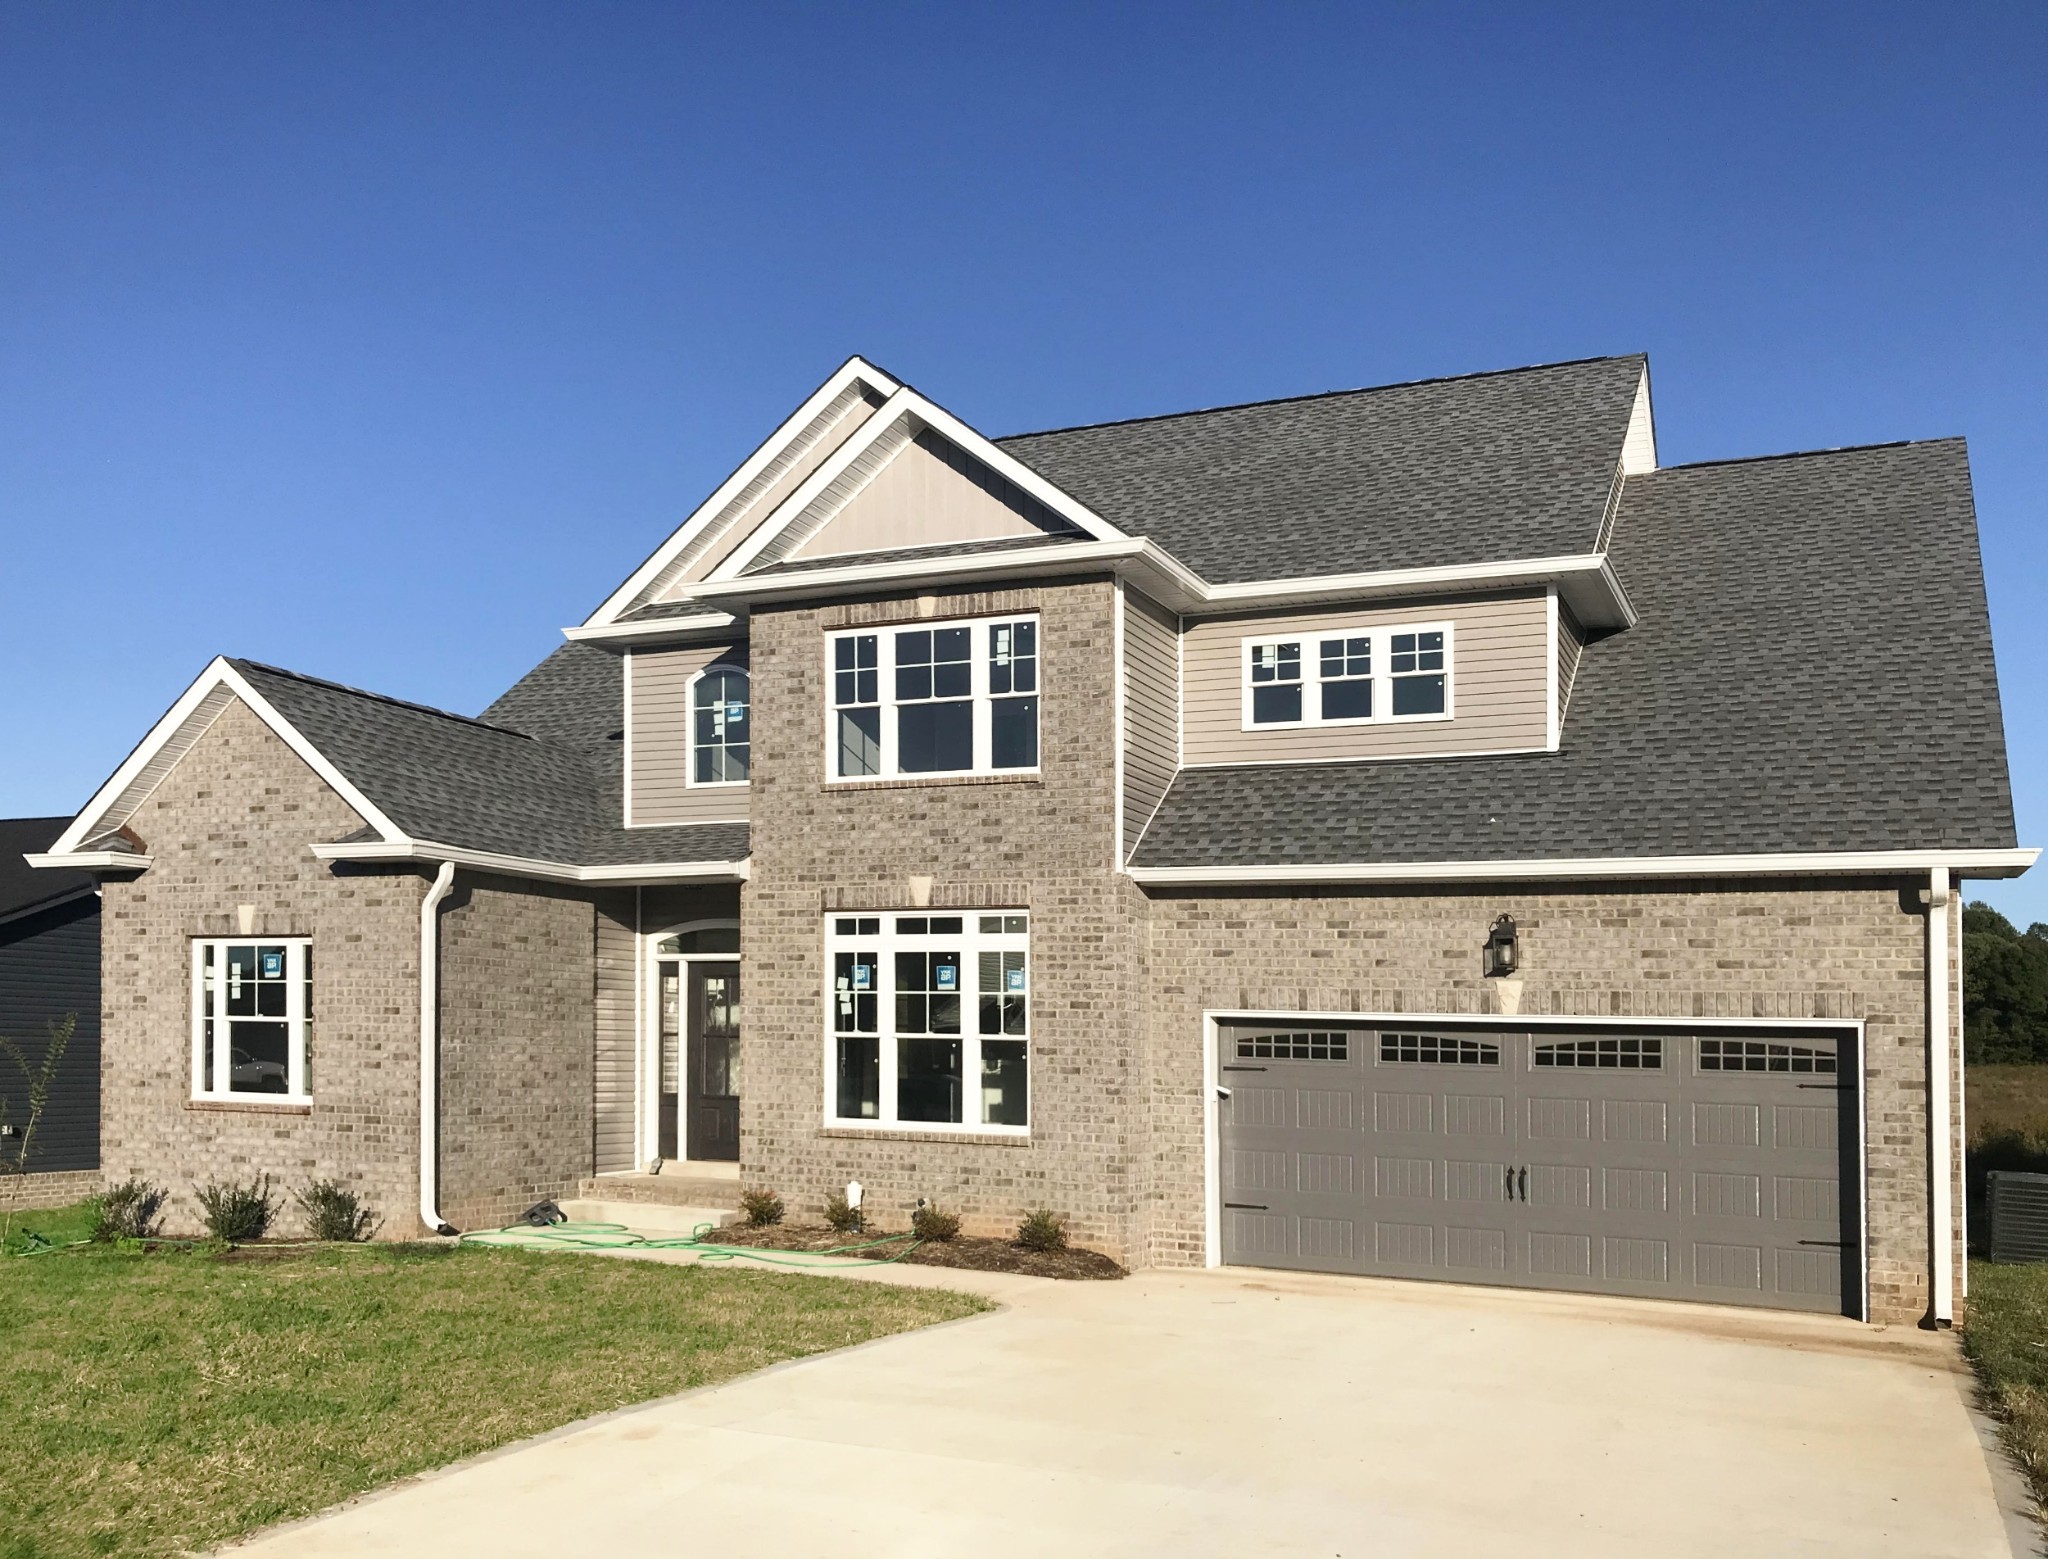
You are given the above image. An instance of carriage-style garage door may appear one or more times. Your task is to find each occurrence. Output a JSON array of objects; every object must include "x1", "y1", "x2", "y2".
[{"x1": 1218, "y1": 1021, "x2": 1860, "y2": 1315}]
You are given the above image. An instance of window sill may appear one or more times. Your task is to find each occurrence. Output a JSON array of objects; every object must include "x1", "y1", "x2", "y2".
[
  {"x1": 186, "y1": 1097, "x2": 312, "y2": 1116},
  {"x1": 822, "y1": 772, "x2": 1042, "y2": 794},
  {"x1": 820, "y1": 1125, "x2": 1031, "y2": 1147}
]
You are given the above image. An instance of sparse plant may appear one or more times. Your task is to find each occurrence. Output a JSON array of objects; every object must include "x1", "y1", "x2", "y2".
[
  {"x1": 911, "y1": 1203, "x2": 960, "y2": 1243},
  {"x1": 822, "y1": 1191, "x2": 863, "y2": 1234},
  {"x1": 1016, "y1": 1208, "x2": 1068, "y2": 1252},
  {"x1": 295, "y1": 1179, "x2": 379, "y2": 1242},
  {"x1": 195, "y1": 1175, "x2": 277, "y2": 1243},
  {"x1": 0, "y1": 1014, "x2": 76, "y2": 1248},
  {"x1": 739, "y1": 1188, "x2": 784, "y2": 1227},
  {"x1": 94, "y1": 1179, "x2": 168, "y2": 1242}
]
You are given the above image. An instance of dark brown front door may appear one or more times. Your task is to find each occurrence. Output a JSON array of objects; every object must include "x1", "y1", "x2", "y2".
[{"x1": 687, "y1": 962, "x2": 741, "y2": 1161}]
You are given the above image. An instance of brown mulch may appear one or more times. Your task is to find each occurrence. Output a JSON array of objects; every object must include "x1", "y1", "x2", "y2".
[{"x1": 708, "y1": 1221, "x2": 1126, "y2": 1280}]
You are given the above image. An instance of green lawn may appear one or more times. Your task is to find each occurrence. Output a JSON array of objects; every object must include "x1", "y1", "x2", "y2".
[
  {"x1": 0, "y1": 1221, "x2": 985, "y2": 1559},
  {"x1": 1966, "y1": 1064, "x2": 2048, "y2": 1518}
]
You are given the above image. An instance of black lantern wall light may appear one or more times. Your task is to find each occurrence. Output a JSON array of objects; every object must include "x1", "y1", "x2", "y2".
[{"x1": 1483, "y1": 914, "x2": 1519, "y2": 978}]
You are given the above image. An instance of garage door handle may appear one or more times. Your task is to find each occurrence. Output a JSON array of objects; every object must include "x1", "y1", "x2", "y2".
[
  {"x1": 1224, "y1": 1202, "x2": 1269, "y2": 1211},
  {"x1": 1504, "y1": 1164, "x2": 1514, "y2": 1201},
  {"x1": 1518, "y1": 1167, "x2": 1527, "y2": 1203}
]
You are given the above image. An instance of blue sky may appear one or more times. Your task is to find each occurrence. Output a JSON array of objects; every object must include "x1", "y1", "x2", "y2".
[{"x1": 3, "y1": 4, "x2": 2043, "y2": 916}]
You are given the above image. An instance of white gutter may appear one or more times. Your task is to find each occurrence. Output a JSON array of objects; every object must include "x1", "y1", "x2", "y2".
[
  {"x1": 419, "y1": 861, "x2": 458, "y2": 1236},
  {"x1": 1128, "y1": 847, "x2": 2040, "y2": 886},
  {"x1": 310, "y1": 837, "x2": 750, "y2": 884},
  {"x1": 1925, "y1": 865, "x2": 1954, "y2": 1326},
  {"x1": 562, "y1": 610, "x2": 739, "y2": 644}
]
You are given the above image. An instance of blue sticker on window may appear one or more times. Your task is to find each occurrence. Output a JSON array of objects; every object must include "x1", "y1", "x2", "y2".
[
  {"x1": 935, "y1": 964, "x2": 958, "y2": 991},
  {"x1": 1006, "y1": 967, "x2": 1025, "y2": 992},
  {"x1": 852, "y1": 964, "x2": 871, "y2": 989},
  {"x1": 260, "y1": 950, "x2": 284, "y2": 979}
]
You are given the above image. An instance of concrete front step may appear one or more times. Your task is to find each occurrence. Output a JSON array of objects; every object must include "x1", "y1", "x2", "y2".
[
  {"x1": 557, "y1": 1199, "x2": 739, "y2": 1236},
  {"x1": 578, "y1": 1168, "x2": 741, "y2": 1210}
]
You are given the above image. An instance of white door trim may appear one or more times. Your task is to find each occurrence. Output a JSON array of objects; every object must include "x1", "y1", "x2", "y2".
[{"x1": 638, "y1": 919, "x2": 742, "y2": 1167}]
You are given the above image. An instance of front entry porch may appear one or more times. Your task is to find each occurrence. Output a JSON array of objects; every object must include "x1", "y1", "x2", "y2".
[{"x1": 565, "y1": 1162, "x2": 741, "y2": 1235}]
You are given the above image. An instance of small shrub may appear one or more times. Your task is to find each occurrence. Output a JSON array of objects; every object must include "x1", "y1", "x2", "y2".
[
  {"x1": 295, "y1": 1179, "x2": 379, "y2": 1242},
  {"x1": 739, "y1": 1188, "x2": 785, "y2": 1227},
  {"x1": 1016, "y1": 1208, "x2": 1067, "y2": 1252},
  {"x1": 195, "y1": 1175, "x2": 277, "y2": 1242},
  {"x1": 822, "y1": 1191, "x2": 863, "y2": 1233},
  {"x1": 93, "y1": 1180, "x2": 168, "y2": 1242},
  {"x1": 911, "y1": 1203, "x2": 960, "y2": 1243}
]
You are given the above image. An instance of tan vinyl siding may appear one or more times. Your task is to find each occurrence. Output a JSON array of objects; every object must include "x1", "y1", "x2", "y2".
[
  {"x1": 594, "y1": 891, "x2": 637, "y2": 1174},
  {"x1": 1558, "y1": 603, "x2": 1587, "y2": 725},
  {"x1": 627, "y1": 642, "x2": 750, "y2": 825},
  {"x1": 1122, "y1": 587, "x2": 1179, "y2": 854},
  {"x1": 1181, "y1": 591, "x2": 1550, "y2": 765},
  {"x1": 787, "y1": 429, "x2": 1074, "y2": 562}
]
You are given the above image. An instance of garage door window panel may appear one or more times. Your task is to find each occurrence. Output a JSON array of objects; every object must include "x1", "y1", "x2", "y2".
[{"x1": 1534, "y1": 1036, "x2": 1664, "y2": 1069}]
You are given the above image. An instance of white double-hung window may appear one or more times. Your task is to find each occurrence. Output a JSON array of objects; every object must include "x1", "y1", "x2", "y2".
[
  {"x1": 826, "y1": 912, "x2": 1030, "y2": 1134},
  {"x1": 828, "y1": 614, "x2": 1039, "y2": 780},
  {"x1": 1242, "y1": 621, "x2": 1452, "y2": 728},
  {"x1": 192, "y1": 938, "x2": 312, "y2": 1102}
]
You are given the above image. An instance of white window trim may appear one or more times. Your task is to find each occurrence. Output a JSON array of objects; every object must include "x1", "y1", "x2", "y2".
[
  {"x1": 684, "y1": 663, "x2": 752, "y2": 790},
  {"x1": 823, "y1": 612, "x2": 1043, "y2": 783},
  {"x1": 190, "y1": 937, "x2": 312, "y2": 1105},
  {"x1": 822, "y1": 911, "x2": 1031, "y2": 1137},
  {"x1": 1239, "y1": 620, "x2": 1456, "y2": 731}
]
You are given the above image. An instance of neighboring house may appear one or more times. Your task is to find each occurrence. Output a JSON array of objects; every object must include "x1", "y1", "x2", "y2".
[
  {"x1": 24, "y1": 354, "x2": 2031, "y2": 1325},
  {"x1": 0, "y1": 817, "x2": 100, "y2": 1208}
]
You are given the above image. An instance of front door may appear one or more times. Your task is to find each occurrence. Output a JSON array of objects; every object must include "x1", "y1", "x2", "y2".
[{"x1": 686, "y1": 962, "x2": 741, "y2": 1161}]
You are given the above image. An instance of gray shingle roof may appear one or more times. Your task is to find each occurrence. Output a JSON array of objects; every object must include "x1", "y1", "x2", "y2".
[
  {"x1": 997, "y1": 356, "x2": 1644, "y2": 581},
  {"x1": 231, "y1": 657, "x2": 745, "y2": 870},
  {"x1": 1130, "y1": 439, "x2": 2016, "y2": 867},
  {"x1": 0, "y1": 817, "x2": 92, "y2": 919}
]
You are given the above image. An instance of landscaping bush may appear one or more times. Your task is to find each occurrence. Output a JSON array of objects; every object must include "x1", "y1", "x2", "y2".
[
  {"x1": 195, "y1": 1175, "x2": 277, "y2": 1242},
  {"x1": 739, "y1": 1187, "x2": 785, "y2": 1227},
  {"x1": 295, "y1": 1179, "x2": 379, "y2": 1242},
  {"x1": 92, "y1": 1179, "x2": 168, "y2": 1242},
  {"x1": 1016, "y1": 1208, "x2": 1067, "y2": 1252},
  {"x1": 822, "y1": 1191, "x2": 863, "y2": 1233},
  {"x1": 911, "y1": 1203, "x2": 961, "y2": 1242}
]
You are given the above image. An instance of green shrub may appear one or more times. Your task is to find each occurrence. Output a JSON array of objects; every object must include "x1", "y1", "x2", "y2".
[
  {"x1": 93, "y1": 1180, "x2": 168, "y2": 1242},
  {"x1": 911, "y1": 1203, "x2": 961, "y2": 1242},
  {"x1": 822, "y1": 1192, "x2": 863, "y2": 1233},
  {"x1": 195, "y1": 1176, "x2": 277, "y2": 1242},
  {"x1": 739, "y1": 1188, "x2": 784, "y2": 1227},
  {"x1": 1016, "y1": 1208, "x2": 1067, "y2": 1252},
  {"x1": 295, "y1": 1179, "x2": 379, "y2": 1242}
]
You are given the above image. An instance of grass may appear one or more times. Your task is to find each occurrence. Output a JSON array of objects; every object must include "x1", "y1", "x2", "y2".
[
  {"x1": 0, "y1": 1197, "x2": 99, "y2": 1255},
  {"x1": 0, "y1": 1219, "x2": 986, "y2": 1559},
  {"x1": 1966, "y1": 1064, "x2": 2048, "y2": 1518}
]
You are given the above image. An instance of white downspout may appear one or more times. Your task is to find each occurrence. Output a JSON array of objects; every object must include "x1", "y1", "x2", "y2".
[
  {"x1": 1926, "y1": 865, "x2": 1954, "y2": 1326},
  {"x1": 419, "y1": 861, "x2": 458, "y2": 1235}
]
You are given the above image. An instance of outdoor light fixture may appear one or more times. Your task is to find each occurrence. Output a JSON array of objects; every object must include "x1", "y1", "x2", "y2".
[{"x1": 1484, "y1": 914, "x2": 1519, "y2": 978}]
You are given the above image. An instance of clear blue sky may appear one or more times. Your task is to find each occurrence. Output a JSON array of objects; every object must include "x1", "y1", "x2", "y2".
[{"x1": 4, "y1": 4, "x2": 2043, "y2": 915}]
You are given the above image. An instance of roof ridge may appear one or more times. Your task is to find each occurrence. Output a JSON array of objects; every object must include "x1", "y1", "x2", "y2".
[
  {"x1": 1649, "y1": 436, "x2": 1964, "y2": 475},
  {"x1": 994, "y1": 354, "x2": 1647, "y2": 443},
  {"x1": 230, "y1": 659, "x2": 535, "y2": 739}
]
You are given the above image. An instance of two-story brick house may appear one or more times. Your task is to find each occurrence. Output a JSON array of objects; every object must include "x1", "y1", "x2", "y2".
[{"x1": 27, "y1": 353, "x2": 2030, "y2": 1325}]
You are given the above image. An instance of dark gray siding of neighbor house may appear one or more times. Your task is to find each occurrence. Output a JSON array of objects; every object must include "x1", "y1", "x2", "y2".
[{"x1": 0, "y1": 893, "x2": 101, "y2": 1174}]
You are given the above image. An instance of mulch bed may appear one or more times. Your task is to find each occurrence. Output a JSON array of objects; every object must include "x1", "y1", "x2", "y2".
[{"x1": 709, "y1": 1221, "x2": 1126, "y2": 1280}]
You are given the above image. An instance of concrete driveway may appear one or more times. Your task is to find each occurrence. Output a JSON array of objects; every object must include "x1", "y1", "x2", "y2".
[{"x1": 227, "y1": 1262, "x2": 2028, "y2": 1558}]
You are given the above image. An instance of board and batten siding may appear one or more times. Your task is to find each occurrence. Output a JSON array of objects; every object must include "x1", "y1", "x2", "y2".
[
  {"x1": 1121, "y1": 587, "x2": 1179, "y2": 854},
  {"x1": 0, "y1": 895, "x2": 101, "y2": 1174},
  {"x1": 593, "y1": 891, "x2": 637, "y2": 1174},
  {"x1": 1181, "y1": 590, "x2": 1551, "y2": 765},
  {"x1": 627, "y1": 642, "x2": 750, "y2": 826}
]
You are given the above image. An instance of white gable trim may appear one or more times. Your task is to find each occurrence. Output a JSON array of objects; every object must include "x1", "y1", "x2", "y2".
[
  {"x1": 705, "y1": 384, "x2": 1127, "y2": 583},
  {"x1": 42, "y1": 658, "x2": 406, "y2": 861},
  {"x1": 583, "y1": 356, "x2": 902, "y2": 628}
]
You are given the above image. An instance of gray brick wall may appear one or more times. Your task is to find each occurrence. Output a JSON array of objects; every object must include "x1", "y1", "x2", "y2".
[{"x1": 99, "y1": 698, "x2": 427, "y2": 1238}]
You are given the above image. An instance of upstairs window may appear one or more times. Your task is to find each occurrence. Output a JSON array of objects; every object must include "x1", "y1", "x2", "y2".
[
  {"x1": 829, "y1": 615, "x2": 1040, "y2": 780},
  {"x1": 192, "y1": 939, "x2": 312, "y2": 1102},
  {"x1": 1243, "y1": 621, "x2": 1453, "y2": 729},
  {"x1": 691, "y1": 666, "x2": 751, "y2": 785}
]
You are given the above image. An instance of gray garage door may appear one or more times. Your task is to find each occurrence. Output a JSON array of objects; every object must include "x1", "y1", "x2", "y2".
[{"x1": 1219, "y1": 1021, "x2": 1859, "y2": 1316}]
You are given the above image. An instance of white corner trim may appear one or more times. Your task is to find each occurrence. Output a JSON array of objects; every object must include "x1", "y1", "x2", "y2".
[
  {"x1": 1129, "y1": 847, "x2": 2040, "y2": 887},
  {"x1": 622, "y1": 648, "x2": 635, "y2": 829},
  {"x1": 47, "y1": 657, "x2": 408, "y2": 859},
  {"x1": 308, "y1": 836, "x2": 750, "y2": 884},
  {"x1": 23, "y1": 852, "x2": 155, "y2": 873},
  {"x1": 1545, "y1": 586, "x2": 1561, "y2": 752},
  {"x1": 583, "y1": 356, "x2": 901, "y2": 628},
  {"x1": 1113, "y1": 579, "x2": 1127, "y2": 871},
  {"x1": 1927, "y1": 865, "x2": 1955, "y2": 1324}
]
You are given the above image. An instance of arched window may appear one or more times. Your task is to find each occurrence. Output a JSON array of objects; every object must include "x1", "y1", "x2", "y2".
[
  {"x1": 655, "y1": 925, "x2": 740, "y2": 955},
  {"x1": 692, "y1": 666, "x2": 750, "y2": 784}
]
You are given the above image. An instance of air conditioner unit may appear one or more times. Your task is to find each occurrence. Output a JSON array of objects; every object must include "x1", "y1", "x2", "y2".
[{"x1": 1988, "y1": 1171, "x2": 2048, "y2": 1263}]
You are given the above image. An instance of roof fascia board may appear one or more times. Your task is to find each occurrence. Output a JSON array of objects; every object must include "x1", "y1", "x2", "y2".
[
  {"x1": 1190, "y1": 553, "x2": 1636, "y2": 629},
  {"x1": 1128, "y1": 847, "x2": 2040, "y2": 886},
  {"x1": 309, "y1": 837, "x2": 750, "y2": 884},
  {"x1": 47, "y1": 658, "x2": 407, "y2": 858},
  {"x1": 562, "y1": 610, "x2": 741, "y2": 644},
  {"x1": 23, "y1": 852, "x2": 152, "y2": 872},
  {"x1": 583, "y1": 357, "x2": 901, "y2": 628}
]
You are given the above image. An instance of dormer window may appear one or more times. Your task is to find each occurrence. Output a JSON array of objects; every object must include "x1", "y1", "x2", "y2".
[
  {"x1": 691, "y1": 666, "x2": 751, "y2": 785},
  {"x1": 1243, "y1": 622, "x2": 1453, "y2": 729}
]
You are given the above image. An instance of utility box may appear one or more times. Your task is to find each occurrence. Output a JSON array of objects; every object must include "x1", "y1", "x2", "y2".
[{"x1": 1988, "y1": 1171, "x2": 2048, "y2": 1263}]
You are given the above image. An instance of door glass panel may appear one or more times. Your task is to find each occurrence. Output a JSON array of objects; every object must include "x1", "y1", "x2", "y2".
[
  {"x1": 699, "y1": 974, "x2": 738, "y2": 1097},
  {"x1": 659, "y1": 969, "x2": 680, "y2": 1093}
]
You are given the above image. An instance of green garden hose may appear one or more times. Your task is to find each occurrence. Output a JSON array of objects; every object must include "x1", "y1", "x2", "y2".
[{"x1": 457, "y1": 1220, "x2": 925, "y2": 1268}]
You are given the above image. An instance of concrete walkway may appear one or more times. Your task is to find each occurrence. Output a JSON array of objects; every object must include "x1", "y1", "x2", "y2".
[{"x1": 226, "y1": 1260, "x2": 2030, "y2": 1558}]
